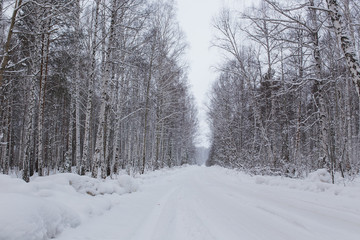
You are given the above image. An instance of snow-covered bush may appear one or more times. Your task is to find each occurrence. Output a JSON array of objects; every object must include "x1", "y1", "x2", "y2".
[{"x1": 307, "y1": 169, "x2": 332, "y2": 183}]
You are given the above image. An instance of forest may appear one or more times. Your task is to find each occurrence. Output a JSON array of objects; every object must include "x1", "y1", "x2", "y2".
[
  {"x1": 0, "y1": 0, "x2": 198, "y2": 181},
  {"x1": 2, "y1": 1, "x2": 360, "y2": 239},
  {"x1": 207, "y1": 0, "x2": 360, "y2": 182},
  {"x1": 2, "y1": 0, "x2": 360, "y2": 184}
]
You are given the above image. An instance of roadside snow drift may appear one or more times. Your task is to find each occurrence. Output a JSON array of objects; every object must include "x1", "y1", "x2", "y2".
[
  {"x1": 1, "y1": 166, "x2": 360, "y2": 240},
  {"x1": 0, "y1": 173, "x2": 138, "y2": 240}
]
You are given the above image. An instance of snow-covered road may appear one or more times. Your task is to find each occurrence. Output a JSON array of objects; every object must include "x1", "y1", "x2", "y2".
[{"x1": 57, "y1": 166, "x2": 360, "y2": 240}]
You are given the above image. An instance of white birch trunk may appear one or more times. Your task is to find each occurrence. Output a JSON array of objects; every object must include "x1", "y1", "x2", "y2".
[
  {"x1": 127, "y1": 123, "x2": 133, "y2": 172},
  {"x1": 22, "y1": 75, "x2": 36, "y2": 182},
  {"x1": 37, "y1": 16, "x2": 51, "y2": 176},
  {"x1": 112, "y1": 111, "x2": 121, "y2": 174},
  {"x1": 141, "y1": 60, "x2": 153, "y2": 174},
  {"x1": 343, "y1": 0, "x2": 355, "y2": 168},
  {"x1": 92, "y1": 0, "x2": 117, "y2": 178},
  {"x1": 74, "y1": 0, "x2": 82, "y2": 172},
  {"x1": 65, "y1": 97, "x2": 74, "y2": 172},
  {"x1": 309, "y1": 0, "x2": 332, "y2": 173},
  {"x1": 111, "y1": 26, "x2": 125, "y2": 174},
  {"x1": 81, "y1": 0, "x2": 100, "y2": 175},
  {"x1": 327, "y1": 0, "x2": 360, "y2": 97},
  {"x1": 293, "y1": 29, "x2": 304, "y2": 164},
  {"x1": 111, "y1": 77, "x2": 122, "y2": 175}
]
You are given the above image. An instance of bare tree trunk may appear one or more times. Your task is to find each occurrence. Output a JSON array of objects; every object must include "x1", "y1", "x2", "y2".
[
  {"x1": 64, "y1": 1, "x2": 82, "y2": 172},
  {"x1": 1, "y1": 96, "x2": 10, "y2": 174},
  {"x1": 112, "y1": 73, "x2": 124, "y2": 175},
  {"x1": 342, "y1": 0, "x2": 355, "y2": 170},
  {"x1": 23, "y1": 74, "x2": 36, "y2": 182},
  {"x1": 155, "y1": 96, "x2": 163, "y2": 170},
  {"x1": 112, "y1": 107, "x2": 121, "y2": 174},
  {"x1": 0, "y1": 0, "x2": 3, "y2": 22},
  {"x1": 309, "y1": 0, "x2": 333, "y2": 181},
  {"x1": 65, "y1": 97, "x2": 74, "y2": 172},
  {"x1": 37, "y1": 18, "x2": 51, "y2": 176},
  {"x1": 326, "y1": 0, "x2": 360, "y2": 97},
  {"x1": 93, "y1": 0, "x2": 117, "y2": 178},
  {"x1": 0, "y1": 0, "x2": 3, "y2": 40},
  {"x1": 264, "y1": 20, "x2": 277, "y2": 168},
  {"x1": 74, "y1": 0, "x2": 82, "y2": 173},
  {"x1": 0, "y1": 0, "x2": 23, "y2": 87},
  {"x1": 294, "y1": 28, "x2": 304, "y2": 166},
  {"x1": 127, "y1": 123, "x2": 133, "y2": 172},
  {"x1": 24, "y1": 3, "x2": 42, "y2": 178},
  {"x1": 81, "y1": 0, "x2": 100, "y2": 175},
  {"x1": 141, "y1": 56, "x2": 153, "y2": 174},
  {"x1": 111, "y1": 18, "x2": 126, "y2": 174}
]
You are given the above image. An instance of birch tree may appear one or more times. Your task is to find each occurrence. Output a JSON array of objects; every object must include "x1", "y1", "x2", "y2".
[
  {"x1": 81, "y1": 0, "x2": 100, "y2": 175},
  {"x1": 74, "y1": 0, "x2": 82, "y2": 173},
  {"x1": 92, "y1": 0, "x2": 118, "y2": 178},
  {"x1": 326, "y1": 0, "x2": 360, "y2": 97}
]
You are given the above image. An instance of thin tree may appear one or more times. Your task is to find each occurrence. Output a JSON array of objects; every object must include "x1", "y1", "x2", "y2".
[{"x1": 0, "y1": 0, "x2": 23, "y2": 87}]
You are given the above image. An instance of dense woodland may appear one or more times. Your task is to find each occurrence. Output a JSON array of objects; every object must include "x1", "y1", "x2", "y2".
[
  {"x1": 3, "y1": 0, "x2": 360, "y2": 184},
  {"x1": 207, "y1": 0, "x2": 360, "y2": 182},
  {"x1": 0, "y1": 0, "x2": 198, "y2": 181}
]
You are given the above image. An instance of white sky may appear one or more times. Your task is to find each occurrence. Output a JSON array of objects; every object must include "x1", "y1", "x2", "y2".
[{"x1": 176, "y1": 0, "x2": 256, "y2": 148}]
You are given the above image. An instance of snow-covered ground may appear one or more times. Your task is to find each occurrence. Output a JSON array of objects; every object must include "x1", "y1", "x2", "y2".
[
  {"x1": 1, "y1": 166, "x2": 360, "y2": 240},
  {"x1": 0, "y1": 173, "x2": 138, "y2": 240}
]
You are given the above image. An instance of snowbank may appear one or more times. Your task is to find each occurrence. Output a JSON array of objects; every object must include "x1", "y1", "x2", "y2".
[
  {"x1": 0, "y1": 173, "x2": 138, "y2": 240},
  {"x1": 206, "y1": 166, "x2": 360, "y2": 198},
  {"x1": 252, "y1": 168, "x2": 360, "y2": 198},
  {"x1": 1, "y1": 166, "x2": 359, "y2": 240},
  {"x1": 0, "y1": 194, "x2": 79, "y2": 240}
]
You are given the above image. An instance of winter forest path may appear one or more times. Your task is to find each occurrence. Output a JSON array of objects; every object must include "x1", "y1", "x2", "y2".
[{"x1": 57, "y1": 166, "x2": 360, "y2": 240}]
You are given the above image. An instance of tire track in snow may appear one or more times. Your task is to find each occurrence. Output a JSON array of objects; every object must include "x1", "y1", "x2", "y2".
[{"x1": 56, "y1": 166, "x2": 360, "y2": 240}]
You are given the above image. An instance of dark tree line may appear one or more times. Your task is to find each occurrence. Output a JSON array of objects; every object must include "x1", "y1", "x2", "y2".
[
  {"x1": 208, "y1": 0, "x2": 360, "y2": 181},
  {"x1": 0, "y1": 0, "x2": 198, "y2": 181}
]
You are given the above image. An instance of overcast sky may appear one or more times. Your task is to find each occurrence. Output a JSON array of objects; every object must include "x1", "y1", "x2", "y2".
[{"x1": 176, "y1": 0, "x2": 257, "y2": 148}]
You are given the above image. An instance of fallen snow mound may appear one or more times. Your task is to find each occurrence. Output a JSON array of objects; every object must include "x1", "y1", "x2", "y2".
[
  {"x1": 68, "y1": 174, "x2": 139, "y2": 196},
  {"x1": 0, "y1": 173, "x2": 138, "y2": 240}
]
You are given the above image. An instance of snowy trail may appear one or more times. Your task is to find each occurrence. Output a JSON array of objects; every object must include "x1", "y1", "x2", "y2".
[{"x1": 57, "y1": 166, "x2": 360, "y2": 240}]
